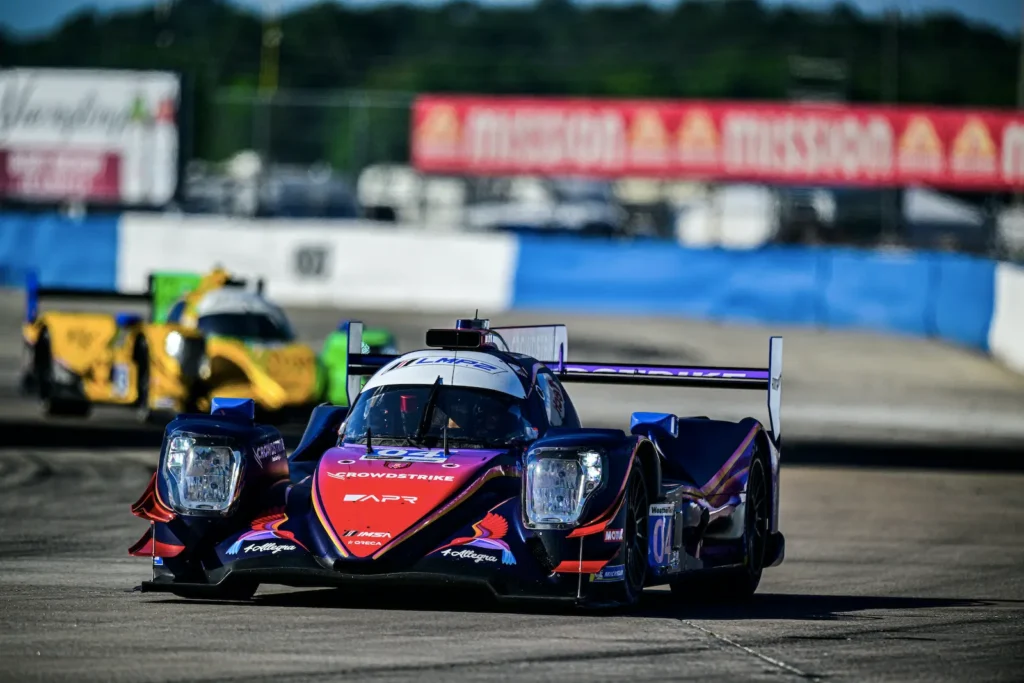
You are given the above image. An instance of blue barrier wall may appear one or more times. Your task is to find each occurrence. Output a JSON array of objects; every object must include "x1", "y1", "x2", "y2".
[
  {"x1": 0, "y1": 212, "x2": 1002, "y2": 354},
  {"x1": 513, "y1": 236, "x2": 996, "y2": 351},
  {"x1": 0, "y1": 213, "x2": 119, "y2": 290}
]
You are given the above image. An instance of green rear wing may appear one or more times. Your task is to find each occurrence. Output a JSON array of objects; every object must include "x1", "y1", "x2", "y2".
[{"x1": 148, "y1": 272, "x2": 264, "y2": 323}]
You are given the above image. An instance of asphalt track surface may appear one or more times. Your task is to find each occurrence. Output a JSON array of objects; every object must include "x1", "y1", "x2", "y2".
[{"x1": 1, "y1": 292, "x2": 1023, "y2": 681}]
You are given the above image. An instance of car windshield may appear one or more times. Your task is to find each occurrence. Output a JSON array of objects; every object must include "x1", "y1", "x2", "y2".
[
  {"x1": 342, "y1": 384, "x2": 538, "y2": 449},
  {"x1": 197, "y1": 312, "x2": 295, "y2": 342}
]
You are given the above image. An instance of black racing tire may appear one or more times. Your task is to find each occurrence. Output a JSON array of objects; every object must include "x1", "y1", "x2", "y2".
[
  {"x1": 609, "y1": 466, "x2": 649, "y2": 606},
  {"x1": 670, "y1": 452, "x2": 770, "y2": 603},
  {"x1": 34, "y1": 329, "x2": 91, "y2": 418},
  {"x1": 133, "y1": 338, "x2": 153, "y2": 423}
]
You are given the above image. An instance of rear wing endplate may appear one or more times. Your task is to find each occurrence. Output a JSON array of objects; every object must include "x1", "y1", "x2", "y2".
[{"x1": 344, "y1": 322, "x2": 783, "y2": 447}]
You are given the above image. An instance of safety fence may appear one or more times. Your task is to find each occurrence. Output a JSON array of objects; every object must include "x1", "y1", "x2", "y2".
[{"x1": 1, "y1": 211, "x2": 1021, "y2": 373}]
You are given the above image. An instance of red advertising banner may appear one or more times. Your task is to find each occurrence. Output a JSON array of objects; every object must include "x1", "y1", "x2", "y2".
[
  {"x1": 411, "y1": 95, "x2": 1024, "y2": 190},
  {"x1": 0, "y1": 149, "x2": 121, "y2": 201}
]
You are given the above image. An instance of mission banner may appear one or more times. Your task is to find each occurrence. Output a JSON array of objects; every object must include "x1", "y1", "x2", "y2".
[{"x1": 412, "y1": 95, "x2": 1024, "y2": 190}]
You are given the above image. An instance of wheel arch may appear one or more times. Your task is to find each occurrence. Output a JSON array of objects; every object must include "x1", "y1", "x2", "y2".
[{"x1": 634, "y1": 437, "x2": 661, "y2": 502}]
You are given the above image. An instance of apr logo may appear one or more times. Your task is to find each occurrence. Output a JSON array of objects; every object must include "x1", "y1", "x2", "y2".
[
  {"x1": 434, "y1": 512, "x2": 516, "y2": 565},
  {"x1": 343, "y1": 494, "x2": 417, "y2": 504}
]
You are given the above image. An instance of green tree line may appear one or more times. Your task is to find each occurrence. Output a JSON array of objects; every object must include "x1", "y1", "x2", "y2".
[{"x1": 3, "y1": 0, "x2": 1018, "y2": 167}]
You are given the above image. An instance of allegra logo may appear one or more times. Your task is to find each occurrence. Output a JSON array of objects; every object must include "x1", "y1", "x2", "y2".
[{"x1": 342, "y1": 494, "x2": 417, "y2": 504}]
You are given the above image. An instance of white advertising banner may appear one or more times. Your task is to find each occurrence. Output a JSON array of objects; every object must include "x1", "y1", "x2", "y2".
[
  {"x1": 117, "y1": 215, "x2": 520, "y2": 313},
  {"x1": 0, "y1": 68, "x2": 180, "y2": 206},
  {"x1": 989, "y1": 263, "x2": 1024, "y2": 374}
]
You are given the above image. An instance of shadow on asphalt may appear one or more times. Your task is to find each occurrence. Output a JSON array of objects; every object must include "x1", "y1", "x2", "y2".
[
  {"x1": 3, "y1": 417, "x2": 1023, "y2": 472},
  {"x1": 147, "y1": 585, "x2": 1004, "y2": 620}
]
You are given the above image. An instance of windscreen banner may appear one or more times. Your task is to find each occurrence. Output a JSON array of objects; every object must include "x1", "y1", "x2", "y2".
[
  {"x1": 411, "y1": 95, "x2": 1024, "y2": 191},
  {"x1": 0, "y1": 68, "x2": 181, "y2": 206}
]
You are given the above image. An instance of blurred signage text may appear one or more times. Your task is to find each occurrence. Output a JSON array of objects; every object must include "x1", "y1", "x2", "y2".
[
  {"x1": 0, "y1": 68, "x2": 180, "y2": 206},
  {"x1": 412, "y1": 96, "x2": 1024, "y2": 191}
]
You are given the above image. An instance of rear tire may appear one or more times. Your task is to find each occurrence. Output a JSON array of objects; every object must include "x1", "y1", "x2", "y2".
[
  {"x1": 34, "y1": 330, "x2": 91, "y2": 418},
  {"x1": 670, "y1": 453, "x2": 769, "y2": 603}
]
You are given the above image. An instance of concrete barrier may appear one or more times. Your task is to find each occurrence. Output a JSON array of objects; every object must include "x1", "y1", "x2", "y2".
[{"x1": 0, "y1": 210, "x2": 1015, "y2": 364}]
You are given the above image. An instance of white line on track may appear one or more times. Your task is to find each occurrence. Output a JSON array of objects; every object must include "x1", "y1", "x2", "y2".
[{"x1": 680, "y1": 619, "x2": 820, "y2": 680}]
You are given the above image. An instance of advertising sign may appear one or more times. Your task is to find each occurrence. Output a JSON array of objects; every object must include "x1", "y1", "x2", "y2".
[
  {"x1": 0, "y1": 68, "x2": 181, "y2": 206},
  {"x1": 412, "y1": 95, "x2": 1024, "y2": 191}
]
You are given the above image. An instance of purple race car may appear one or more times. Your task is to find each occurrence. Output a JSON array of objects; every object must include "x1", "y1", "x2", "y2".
[{"x1": 131, "y1": 318, "x2": 784, "y2": 608}]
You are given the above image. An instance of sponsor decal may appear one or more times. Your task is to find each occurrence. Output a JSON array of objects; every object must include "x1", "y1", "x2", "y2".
[
  {"x1": 328, "y1": 470, "x2": 454, "y2": 482},
  {"x1": 226, "y1": 513, "x2": 306, "y2": 555},
  {"x1": 343, "y1": 530, "x2": 392, "y2": 538},
  {"x1": 414, "y1": 97, "x2": 1024, "y2": 191},
  {"x1": 254, "y1": 439, "x2": 286, "y2": 468},
  {"x1": 951, "y1": 116, "x2": 998, "y2": 176},
  {"x1": 342, "y1": 494, "x2": 418, "y2": 504},
  {"x1": 897, "y1": 115, "x2": 944, "y2": 174},
  {"x1": 648, "y1": 504, "x2": 675, "y2": 569},
  {"x1": 393, "y1": 356, "x2": 505, "y2": 374},
  {"x1": 349, "y1": 540, "x2": 383, "y2": 546},
  {"x1": 591, "y1": 564, "x2": 625, "y2": 583},
  {"x1": 441, "y1": 548, "x2": 498, "y2": 564},
  {"x1": 360, "y1": 448, "x2": 450, "y2": 464},
  {"x1": 112, "y1": 363, "x2": 130, "y2": 398},
  {"x1": 629, "y1": 109, "x2": 670, "y2": 165},
  {"x1": 153, "y1": 556, "x2": 164, "y2": 566},
  {"x1": 677, "y1": 108, "x2": 719, "y2": 165},
  {"x1": 66, "y1": 328, "x2": 95, "y2": 348},
  {"x1": 414, "y1": 103, "x2": 461, "y2": 158},
  {"x1": 385, "y1": 461, "x2": 412, "y2": 470},
  {"x1": 604, "y1": 528, "x2": 624, "y2": 543},
  {"x1": 243, "y1": 542, "x2": 296, "y2": 555},
  {"x1": 434, "y1": 512, "x2": 516, "y2": 565},
  {"x1": 565, "y1": 365, "x2": 754, "y2": 379}
]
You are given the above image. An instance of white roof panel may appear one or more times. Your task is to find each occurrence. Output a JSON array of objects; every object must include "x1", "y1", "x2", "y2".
[
  {"x1": 194, "y1": 288, "x2": 286, "y2": 323},
  {"x1": 362, "y1": 349, "x2": 526, "y2": 399}
]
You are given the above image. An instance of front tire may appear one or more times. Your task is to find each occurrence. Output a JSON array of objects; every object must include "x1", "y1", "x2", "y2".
[
  {"x1": 34, "y1": 330, "x2": 91, "y2": 418},
  {"x1": 609, "y1": 466, "x2": 649, "y2": 606}
]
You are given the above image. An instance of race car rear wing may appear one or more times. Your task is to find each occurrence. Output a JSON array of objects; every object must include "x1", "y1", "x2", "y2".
[
  {"x1": 24, "y1": 270, "x2": 264, "y2": 324},
  {"x1": 344, "y1": 321, "x2": 783, "y2": 446}
]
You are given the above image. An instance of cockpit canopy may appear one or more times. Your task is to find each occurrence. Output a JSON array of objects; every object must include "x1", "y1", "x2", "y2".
[{"x1": 341, "y1": 383, "x2": 540, "y2": 450}]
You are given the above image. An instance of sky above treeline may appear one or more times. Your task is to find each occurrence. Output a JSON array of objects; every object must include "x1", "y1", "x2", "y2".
[{"x1": 2, "y1": 0, "x2": 1018, "y2": 38}]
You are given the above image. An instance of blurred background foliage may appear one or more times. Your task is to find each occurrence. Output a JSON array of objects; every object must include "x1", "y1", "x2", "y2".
[{"x1": 4, "y1": 0, "x2": 1017, "y2": 165}]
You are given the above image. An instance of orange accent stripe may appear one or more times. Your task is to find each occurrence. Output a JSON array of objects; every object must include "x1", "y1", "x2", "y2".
[
  {"x1": 553, "y1": 559, "x2": 608, "y2": 574},
  {"x1": 372, "y1": 465, "x2": 516, "y2": 559},
  {"x1": 566, "y1": 438, "x2": 643, "y2": 536},
  {"x1": 312, "y1": 474, "x2": 349, "y2": 558},
  {"x1": 704, "y1": 424, "x2": 759, "y2": 495}
]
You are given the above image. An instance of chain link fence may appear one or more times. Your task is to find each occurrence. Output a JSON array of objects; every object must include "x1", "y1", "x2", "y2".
[{"x1": 203, "y1": 89, "x2": 415, "y2": 176}]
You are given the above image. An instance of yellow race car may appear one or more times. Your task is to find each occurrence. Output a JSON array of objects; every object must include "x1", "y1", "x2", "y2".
[{"x1": 21, "y1": 268, "x2": 360, "y2": 423}]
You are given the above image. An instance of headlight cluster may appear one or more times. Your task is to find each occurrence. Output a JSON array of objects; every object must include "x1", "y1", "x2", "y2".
[
  {"x1": 162, "y1": 432, "x2": 244, "y2": 516},
  {"x1": 524, "y1": 448, "x2": 603, "y2": 526}
]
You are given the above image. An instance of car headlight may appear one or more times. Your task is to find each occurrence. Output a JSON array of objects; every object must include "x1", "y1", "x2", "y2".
[
  {"x1": 524, "y1": 448, "x2": 603, "y2": 526},
  {"x1": 162, "y1": 431, "x2": 244, "y2": 516},
  {"x1": 165, "y1": 331, "x2": 184, "y2": 359}
]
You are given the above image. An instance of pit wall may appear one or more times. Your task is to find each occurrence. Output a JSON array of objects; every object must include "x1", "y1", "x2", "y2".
[{"x1": 1, "y1": 211, "x2": 1021, "y2": 372}]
